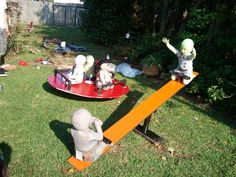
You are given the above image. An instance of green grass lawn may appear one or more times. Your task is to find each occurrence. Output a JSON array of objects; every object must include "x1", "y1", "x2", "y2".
[{"x1": 0, "y1": 26, "x2": 235, "y2": 177}]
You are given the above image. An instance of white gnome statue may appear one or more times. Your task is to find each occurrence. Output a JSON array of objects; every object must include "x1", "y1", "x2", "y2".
[
  {"x1": 162, "y1": 38, "x2": 196, "y2": 85},
  {"x1": 84, "y1": 55, "x2": 95, "y2": 81},
  {"x1": 71, "y1": 108, "x2": 109, "y2": 162},
  {"x1": 96, "y1": 60, "x2": 116, "y2": 90},
  {"x1": 67, "y1": 55, "x2": 86, "y2": 84}
]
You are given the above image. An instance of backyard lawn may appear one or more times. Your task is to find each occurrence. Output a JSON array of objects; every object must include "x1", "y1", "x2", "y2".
[{"x1": 0, "y1": 26, "x2": 235, "y2": 177}]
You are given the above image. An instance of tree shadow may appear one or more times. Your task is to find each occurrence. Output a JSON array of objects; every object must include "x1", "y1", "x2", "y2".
[
  {"x1": 0, "y1": 142, "x2": 12, "y2": 166},
  {"x1": 129, "y1": 75, "x2": 236, "y2": 130},
  {"x1": 102, "y1": 90, "x2": 144, "y2": 131},
  {"x1": 173, "y1": 95, "x2": 236, "y2": 130},
  {"x1": 49, "y1": 120, "x2": 74, "y2": 155}
]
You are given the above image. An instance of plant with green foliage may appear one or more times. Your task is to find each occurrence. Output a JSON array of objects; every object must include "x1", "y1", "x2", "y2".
[
  {"x1": 81, "y1": 0, "x2": 134, "y2": 46},
  {"x1": 142, "y1": 54, "x2": 161, "y2": 69},
  {"x1": 6, "y1": 1, "x2": 22, "y2": 54}
]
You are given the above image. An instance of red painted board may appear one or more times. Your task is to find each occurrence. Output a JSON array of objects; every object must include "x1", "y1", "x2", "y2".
[{"x1": 48, "y1": 75, "x2": 129, "y2": 99}]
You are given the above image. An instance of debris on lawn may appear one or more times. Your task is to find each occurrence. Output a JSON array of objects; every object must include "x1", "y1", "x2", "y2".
[
  {"x1": 116, "y1": 62, "x2": 143, "y2": 78},
  {"x1": 161, "y1": 156, "x2": 167, "y2": 161},
  {"x1": 18, "y1": 60, "x2": 28, "y2": 66},
  {"x1": 1, "y1": 64, "x2": 17, "y2": 71},
  {"x1": 62, "y1": 167, "x2": 75, "y2": 174},
  {"x1": 24, "y1": 45, "x2": 40, "y2": 54}
]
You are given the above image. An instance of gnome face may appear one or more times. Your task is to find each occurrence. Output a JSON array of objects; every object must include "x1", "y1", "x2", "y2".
[
  {"x1": 74, "y1": 55, "x2": 86, "y2": 66},
  {"x1": 180, "y1": 39, "x2": 194, "y2": 56},
  {"x1": 86, "y1": 55, "x2": 95, "y2": 67}
]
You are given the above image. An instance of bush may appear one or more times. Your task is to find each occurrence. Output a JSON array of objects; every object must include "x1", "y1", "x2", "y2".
[
  {"x1": 6, "y1": 1, "x2": 22, "y2": 55},
  {"x1": 81, "y1": 0, "x2": 134, "y2": 46}
]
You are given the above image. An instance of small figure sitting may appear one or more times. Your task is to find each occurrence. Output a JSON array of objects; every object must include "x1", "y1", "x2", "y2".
[
  {"x1": 96, "y1": 60, "x2": 116, "y2": 90},
  {"x1": 162, "y1": 37, "x2": 196, "y2": 85},
  {"x1": 84, "y1": 55, "x2": 95, "y2": 81},
  {"x1": 67, "y1": 55, "x2": 86, "y2": 84},
  {"x1": 71, "y1": 108, "x2": 111, "y2": 162}
]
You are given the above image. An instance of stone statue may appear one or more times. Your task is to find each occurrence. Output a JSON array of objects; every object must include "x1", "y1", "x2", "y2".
[
  {"x1": 162, "y1": 38, "x2": 196, "y2": 85},
  {"x1": 71, "y1": 108, "x2": 111, "y2": 162}
]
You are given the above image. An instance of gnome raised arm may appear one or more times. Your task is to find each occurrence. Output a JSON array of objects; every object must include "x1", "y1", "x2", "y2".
[
  {"x1": 162, "y1": 38, "x2": 196, "y2": 85},
  {"x1": 71, "y1": 108, "x2": 110, "y2": 162}
]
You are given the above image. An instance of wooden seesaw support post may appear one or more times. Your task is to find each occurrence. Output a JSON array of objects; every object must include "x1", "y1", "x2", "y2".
[{"x1": 67, "y1": 72, "x2": 199, "y2": 171}]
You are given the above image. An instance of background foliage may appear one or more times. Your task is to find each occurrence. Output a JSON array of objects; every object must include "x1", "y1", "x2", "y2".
[{"x1": 81, "y1": 0, "x2": 236, "y2": 116}]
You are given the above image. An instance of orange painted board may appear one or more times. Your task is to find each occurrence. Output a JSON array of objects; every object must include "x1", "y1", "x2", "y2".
[
  {"x1": 67, "y1": 157, "x2": 91, "y2": 171},
  {"x1": 104, "y1": 72, "x2": 198, "y2": 143},
  {"x1": 67, "y1": 72, "x2": 199, "y2": 171}
]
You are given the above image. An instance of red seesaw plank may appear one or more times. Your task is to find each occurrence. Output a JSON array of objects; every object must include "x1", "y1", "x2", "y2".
[{"x1": 68, "y1": 72, "x2": 199, "y2": 171}]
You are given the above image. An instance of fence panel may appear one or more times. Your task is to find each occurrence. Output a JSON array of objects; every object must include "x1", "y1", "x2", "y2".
[{"x1": 53, "y1": 4, "x2": 84, "y2": 27}]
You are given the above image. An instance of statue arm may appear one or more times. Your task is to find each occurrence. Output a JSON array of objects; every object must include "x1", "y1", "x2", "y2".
[
  {"x1": 86, "y1": 118, "x2": 104, "y2": 141},
  {"x1": 162, "y1": 37, "x2": 178, "y2": 55}
]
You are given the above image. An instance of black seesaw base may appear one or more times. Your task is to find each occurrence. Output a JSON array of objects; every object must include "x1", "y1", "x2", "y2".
[{"x1": 134, "y1": 115, "x2": 167, "y2": 145}]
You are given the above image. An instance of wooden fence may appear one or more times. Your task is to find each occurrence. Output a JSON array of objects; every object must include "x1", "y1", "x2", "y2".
[
  {"x1": 53, "y1": 4, "x2": 84, "y2": 27},
  {"x1": 12, "y1": 0, "x2": 84, "y2": 26}
]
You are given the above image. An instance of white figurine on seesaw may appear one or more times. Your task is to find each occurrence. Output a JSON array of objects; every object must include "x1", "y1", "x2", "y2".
[{"x1": 162, "y1": 37, "x2": 196, "y2": 85}]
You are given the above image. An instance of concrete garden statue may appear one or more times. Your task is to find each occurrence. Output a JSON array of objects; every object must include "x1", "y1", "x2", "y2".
[
  {"x1": 84, "y1": 55, "x2": 95, "y2": 81},
  {"x1": 67, "y1": 55, "x2": 86, "y2": 84},
  {"x1": 162, "y1": 37, "x2": 196, "y2": 85},
  {"x1": 71, "y1": 108, "x2": 110, "y2": 162},
  {"x1": 95, "y1": 59, "x2": 116, "y2": 90}
]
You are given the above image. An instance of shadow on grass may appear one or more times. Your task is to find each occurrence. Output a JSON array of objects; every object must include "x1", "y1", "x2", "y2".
[
  {"x1": 42, "y1": 82, "x2": 111, "y2": 102},
  {"x1": 133, "y1": 75, "x2": 236, "y2": 130},
  {"x1": 49, "y1": 120, "x2": 74, "y2": 155},
  {"x1": 48, "y1": 90, "x2": 143, "y2": 156},
  {"x1": 0, "y1": 142, "x2": 12, "y2": 166},
  {"x1": 34, "y1": 26, "x2": 93, "y2": 50},
  {"x1": 102, "y1": 90, "x2": 144, "y2": 131},
  {"x1": 174, "y1": 95, "x2": 236, "y2": 130}
]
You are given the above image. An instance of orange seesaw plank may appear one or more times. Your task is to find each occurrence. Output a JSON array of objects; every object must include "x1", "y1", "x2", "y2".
[{"x1": 68, "y1": 72, "x2": 199, "y2": 171}]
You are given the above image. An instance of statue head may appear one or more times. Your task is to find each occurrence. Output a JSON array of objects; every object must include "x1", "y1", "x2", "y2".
[
  {"x1": 72, "y1": 108, "x2": 94, "y2": 131},
  {"x1": 74, "y1": 55, "x2": 86, "y2": 66},
  {"x1": 180, "y1": 39, "x2": 194, "y2": 55},
  {"x1": 99, "y1": 60, "x2": 116, "y2": 73},
  {"x1": 86, "y1": 55, "x2": 95, "y2": 66}
]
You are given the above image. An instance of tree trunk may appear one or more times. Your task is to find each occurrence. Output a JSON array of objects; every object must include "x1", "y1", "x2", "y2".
[{"x1": 159, "y1": 0, "x2": 169, "y2": 33}]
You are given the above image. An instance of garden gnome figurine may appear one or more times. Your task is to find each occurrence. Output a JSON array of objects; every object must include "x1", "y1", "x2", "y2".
[
  {"x1": 96, "y1": 60, "x2": 116, "y2": 90},
  {"x1": 67, "y1": 55, "x2": 86, "y2": 84},
  {"x1": 71, "y1": 108, "x2": 109, "y2": 162},
  {"x1": 162, "y1": 37, "x2": 196, "y2": 85},
  {"x1": 84, "y1": 55, "x2": 95, "y2": 80}
]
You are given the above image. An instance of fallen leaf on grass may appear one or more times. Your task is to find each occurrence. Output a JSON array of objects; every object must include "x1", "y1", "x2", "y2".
[
  {"x1": 62, "y1": 167, "x2": 75, "y2": 174},
  {"x1": 161, "y1": 156, "x2": 167, "y2": 161},
  {"x1": 167, "y1": 147, "x2": 177, "y2": 156}
]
